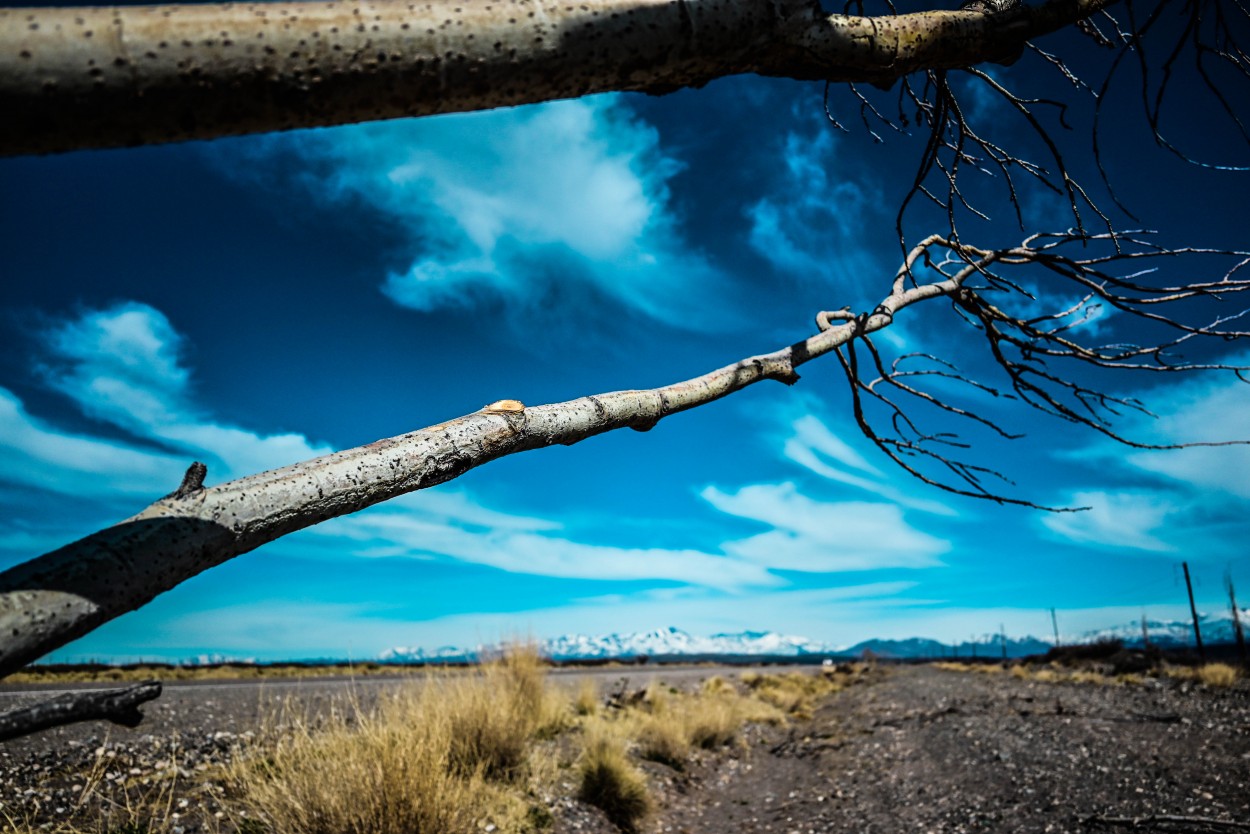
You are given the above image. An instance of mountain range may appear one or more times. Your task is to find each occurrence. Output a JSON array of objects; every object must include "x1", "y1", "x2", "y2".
[{"x1": 379, "y1": 609, "x2": 1247, "y2": 663}]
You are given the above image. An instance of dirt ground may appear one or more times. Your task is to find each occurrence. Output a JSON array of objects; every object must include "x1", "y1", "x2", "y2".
[
  {"x1": 1, "y1": 664, "x2": 1247, "y2": 833},
  {"x1": 647, "y1": 664, "x2": 1250, "y2": 834}
]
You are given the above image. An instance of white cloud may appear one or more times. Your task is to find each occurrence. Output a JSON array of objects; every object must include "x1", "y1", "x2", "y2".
[
  {"x1": 39, "y1": 302, "x2": 332, "y2": 481},
  {"x1": 256, "y1": 97, "x2": 724, "y2": 327},
  {"x1": 0, "y1": 386, "x2": 183, "y2": 498},
  {"x1": 1040, "y1": 490, "x2": 1177, "y2": 552},
  {"x1": 1122, "y1": 371, "x2": 1250, "y2": 499},
  {"x1": 701, "y1": 482, "x2": 948, "y2": 572},
  {"x1": 310, "y1": 496, "x2": 780, "y2": 591}
]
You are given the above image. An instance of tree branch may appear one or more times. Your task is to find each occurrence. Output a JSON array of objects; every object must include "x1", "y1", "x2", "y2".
[
  {"x1": 0, "y1": 267, "x2": 953, "y2": 678},
  {"x1": 0, "y1": 0, "x2": 1118, "y2": 155},
  {"x1": 0, "y1": 681, "x2": 162, "y2": 742}
]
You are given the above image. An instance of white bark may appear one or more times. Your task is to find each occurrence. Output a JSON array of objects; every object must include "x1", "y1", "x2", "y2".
[
  {"x1": 0, "y1": 267, "x2": 956, "y2": 678},
  {"x1": 1, "y1": 0, "x2": 1114, "y2": 154}
]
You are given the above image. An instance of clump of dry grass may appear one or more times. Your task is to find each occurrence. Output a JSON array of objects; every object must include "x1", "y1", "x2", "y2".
[
  {"x1": 1197, "y1": 663, "x2": 1241, "y2": 687},
  {"x1": 1167, "y1": 662, "x2": 1241, "y2": 687},
  {"x1": 626, "y1": 675, "x2": 785, "y2": 768},
  {"x1": 229, "y1": 647, "x2": 560, "y2": 834},
  {"x1": 577, "y1": 724, "x2": 650, "y2": 834},
  {"x1": 740, "y1": 670, "x2": 845, "y2": 718},
  {"x1": 446, "y1": 649, "x2": 568, "y2": 779}
]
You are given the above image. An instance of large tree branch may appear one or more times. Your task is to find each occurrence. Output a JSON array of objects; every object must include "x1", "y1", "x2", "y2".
[
  {"x1": 0, "y1": 270, "x2": 955, "y2": 679},
  {"x1": 0, "y1": 0, "x2": 1116, "y2": 155}
]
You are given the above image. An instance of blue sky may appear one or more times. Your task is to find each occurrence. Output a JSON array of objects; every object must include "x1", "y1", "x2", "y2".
[{"x1": 2, "y1": 23, "x2": 1249, "y2": 662}]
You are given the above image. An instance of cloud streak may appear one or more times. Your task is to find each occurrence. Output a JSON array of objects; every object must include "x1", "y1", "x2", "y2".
[{"x1": 702, "y1": 482, "x2": 948, "y2": 572}]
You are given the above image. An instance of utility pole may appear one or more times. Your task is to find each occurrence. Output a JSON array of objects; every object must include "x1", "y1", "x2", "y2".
[
  {"x1": 1050, "y1": 608, "x2": 1060, "y2": 647},
  {"x1": 1000, "y1": 623, "x2": 1008, "y2": 661},
  {"x1": 1141, "y1": 612, "x2": 1151, "y2": 650},
  {"x1": 1229, "y1": 576, "x2": 1247, "y2": 666},
  {"x1": 1183, "y1": 561, "x2": 1206, "y2": 662},
  {"x1": 971, "y1": 635, "x2": 977, "y2": 659}
]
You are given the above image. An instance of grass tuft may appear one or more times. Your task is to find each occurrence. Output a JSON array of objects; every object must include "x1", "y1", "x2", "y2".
[
  {"x1": 229, "y1": 647, "x2": 558, "y2": 834},
  {"x1": 577, "y1": 725, "x2": 651, "y2": 833}
]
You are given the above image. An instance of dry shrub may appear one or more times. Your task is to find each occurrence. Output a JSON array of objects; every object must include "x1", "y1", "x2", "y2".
[
  {"x1": 1196, "y1": 663, "x2": 1240, "y2": 687},
  {"x1": 233, "y1": 693, "x2": 487, "y2": 834},
  {"x1": 741, "y1": 671, "x2": 841, "y2": 718},
  {"x1": 445, "y1": 649, "x2": 566, "y2": 779},
  {"x1": 624, "y1": 676, "x2": 785, "y2": 769},
  {"x1": 232, "y1": 648, "x2": 558, "y2": 834},
  {"x1": 634, "y1": 714, "x2": 689, "y2": 769},
  {"x1": 701, "y1": 675, "x2": 738, "y2": 697},
  {"x1": 577, "y1": 724, "x2": 650, "y2": 834}
]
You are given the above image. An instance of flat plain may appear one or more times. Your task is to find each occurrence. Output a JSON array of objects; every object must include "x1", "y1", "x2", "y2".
[{"x1": 0, "y1": 662, "x2": 1246, "y2": 833}]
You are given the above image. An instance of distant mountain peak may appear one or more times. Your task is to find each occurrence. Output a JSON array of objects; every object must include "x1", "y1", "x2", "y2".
[{"x1": 379, "y1": 609, "x2": 1248, "y2": 664}]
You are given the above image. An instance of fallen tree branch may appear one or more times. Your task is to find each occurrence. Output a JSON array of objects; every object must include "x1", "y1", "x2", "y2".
[
  {"x1": 0, "y1": 0, "x2": 1116, "y2": 155},
  {"x1": 0, "y1": 681, "x2": 162, "y2": 742}
]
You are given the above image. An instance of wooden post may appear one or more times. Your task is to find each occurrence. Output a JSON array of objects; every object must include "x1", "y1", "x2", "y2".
[
  {"x1": 1183, "y1": 562, "x2": 1206, "y2": 662},
  {"x1": 1229, "y1": 579, "x2": 1247, "y2": 666}
]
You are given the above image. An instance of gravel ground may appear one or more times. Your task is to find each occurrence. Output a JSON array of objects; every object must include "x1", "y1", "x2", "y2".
[
  {"x1": 1, "y1": 664, "x2": 1247, "y2": 833},
  {"x1": 655, "y1": 664, "x2": 1250, "y2": 834}
]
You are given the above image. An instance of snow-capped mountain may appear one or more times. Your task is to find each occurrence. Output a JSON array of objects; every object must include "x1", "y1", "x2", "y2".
[
  {"x1": 542, "y1": 626, "x2": 830, "y2": 660},
  {"x1": 380, "y1": 627, "x2": 832, "y2": 664},
  {"x1": 379, "y1": 610, "x2": 1247, "y2": 664},
  {"x1": 1081, "y1": 609, "x2": 1247, "y2": 648}
]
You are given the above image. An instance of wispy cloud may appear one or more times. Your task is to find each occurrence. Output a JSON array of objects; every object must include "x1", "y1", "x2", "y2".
[
  {"x1": 232, "y1": 97, "x2": 725, "y2": 328},
  {"x1": 1040, "y1": 490, "x2": 1178, "y2": 552},
  {"x1": 312, "y1": 498, "x2": 780, "y2": 590},
  {"x1": 780, "y1": 412, "x2": 956, "y2": 515},
  {"x1": 39, "y1": 302, "x2": 332, "y2": 481},
  {"x1": 1121, "y1": 370, "x2": 1250, "y2": 499},
  {"x1": 702, "y1": 481, "x2": 948, "y2": 572},
  {"x1": 746, "y1": 126, "x2": 884, "y2": 299},
  {"x1": 0, "y1": 386, "x2": 183, "y2": 499}
]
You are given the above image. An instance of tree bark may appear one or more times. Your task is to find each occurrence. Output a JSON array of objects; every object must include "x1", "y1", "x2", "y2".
[
  {"x1": 1, "y1": 0, "x2": 1115, "y2": 155},
  {"x1": 0, "y1": 265, "x2": 956, "y2": 678}
]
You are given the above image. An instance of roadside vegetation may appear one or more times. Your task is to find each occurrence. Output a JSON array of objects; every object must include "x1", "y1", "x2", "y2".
[
  {"x1": 934, "y1": 659, "x2": 1244, "y2": 689},
  {"x1": 4, "y1": 661, "x2": 434, "y2": 684},
  {"x1": 1, "y1": 653, "x2": 868, "y2": 834}
]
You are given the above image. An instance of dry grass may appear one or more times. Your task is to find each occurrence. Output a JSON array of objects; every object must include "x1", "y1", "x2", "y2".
[
  {"x1": 1167, "y1": 662, "x2": 1242, "y2": 687},
  {"x1": 740, "y1": 670, "x2": 848, "y2": 718},
  {"x1": 228, "y1": 648, "x2": 561, "y2": 834},
  {"x1": 577, "y1": 724, "x2": 651, "y2": 834},
  {"x1": 574, "y1": 678, "x2": 600, "y2": 716},
  {"x1": 626, "y1": 674, "x2": 788, "y2": 769},
  {"x1": 4, "y1": 661, "x2": 429, "y2": 685},
  {"x1": 6, "y1": 661, "x2": 855, "y2": 834}
]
